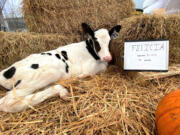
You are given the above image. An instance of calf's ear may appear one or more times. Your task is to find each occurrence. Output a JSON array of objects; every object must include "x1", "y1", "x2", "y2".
[
  {"x1": 109, "y1": 25, "x2": 121, "y2": 39},
  {"x1": 82, "y1": 23, "x2": 94, "y2": 38}
]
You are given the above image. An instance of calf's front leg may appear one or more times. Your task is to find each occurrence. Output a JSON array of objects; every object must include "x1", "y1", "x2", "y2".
[{"x1": 0, "y1": 84, "x2": 70, "y2": 113}]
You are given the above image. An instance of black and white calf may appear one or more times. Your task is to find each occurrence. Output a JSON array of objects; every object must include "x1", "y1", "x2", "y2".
[{"x1": 0, "y1": 23, "x2": 121, "y2": 112}]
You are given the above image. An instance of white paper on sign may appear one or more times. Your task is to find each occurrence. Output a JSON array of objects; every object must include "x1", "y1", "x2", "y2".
[{"x1": 124, "y1": 40, "x2": 169, "y2": 71}]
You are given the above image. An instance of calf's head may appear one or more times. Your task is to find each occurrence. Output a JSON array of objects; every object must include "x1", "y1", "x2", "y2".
[{"x1": 82, "y1": 23, "x2": 121, "y2": 62}]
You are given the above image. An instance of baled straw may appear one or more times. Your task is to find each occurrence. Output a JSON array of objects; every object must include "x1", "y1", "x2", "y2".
[
  {"x1": 23, "y1": 0, "x2": 135, "y2": 34},
  {"x1": 0, "y1": 32, "x2": 80, "y2": 70},
  {"x1": 110, "y1": 15, "x2": 180, "y2": 68}
]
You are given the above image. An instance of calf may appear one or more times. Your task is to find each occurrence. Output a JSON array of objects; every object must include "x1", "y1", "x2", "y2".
[{"x1": 0, "y1": 23, "x2": 121, "y2": 112}]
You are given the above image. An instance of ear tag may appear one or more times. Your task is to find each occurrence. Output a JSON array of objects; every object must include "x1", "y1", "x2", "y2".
[{"x1": 111, "y1": 32, "x2": 119, "y2": 39}]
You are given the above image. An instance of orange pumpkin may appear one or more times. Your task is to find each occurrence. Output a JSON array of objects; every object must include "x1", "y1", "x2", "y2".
[{"x1": 156, "y1": 89, "x2": 180, "y2": 135}]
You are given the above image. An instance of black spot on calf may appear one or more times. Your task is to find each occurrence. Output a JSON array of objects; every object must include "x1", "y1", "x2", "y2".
[
  {"x1": 62, "y1": 59, "x2": 66, "y2": 63},
  {"x1": 65, "y1": 63, "x2": 69, "y2": 73},
  {"x1": 55, "y1": 54, "x2": 61, "y2": 59},
  {"x1": 15, "y1": 80, "x2": 21, "y2": 87},
  {"x1": 86, "y1": 40, "x2": 100, "y2": 60},
  {"x1": 3, "y1": 67, "x2": 16, "y2": 79},
  {"x1": 41, "y1": 53, "x2": 52, "y2": 56},
  {"x1": 31, "y1": 64, "x2": 39, "y2": 69},
  {"x1": 61, "y1": 51, "x2": 68, "y2": 60},
  {"x1": 47, "y1": 53, "x2": 52, "y2": 56}
]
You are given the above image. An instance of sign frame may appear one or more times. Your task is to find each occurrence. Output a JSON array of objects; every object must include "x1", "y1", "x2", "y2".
[{"x1": 123, "y1": 39, "x2": 169, "y2": 72}]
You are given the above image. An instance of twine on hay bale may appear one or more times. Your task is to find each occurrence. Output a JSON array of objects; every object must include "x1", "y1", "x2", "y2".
[
  {"x1": 23, "y1": 0, "x2": 135, "y2": 34},
  {"x1": 110, "y1": 15, "x2": 180, "y2": 68},
  {"x1": 0, "y1": 32, "x2": 80, "y2": 70},
  {"x1": 0, "y1": 66, "x2": 180, "y2": 134}
]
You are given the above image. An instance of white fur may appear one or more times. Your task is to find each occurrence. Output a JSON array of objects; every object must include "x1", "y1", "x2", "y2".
[{"x1": 0, "y1": 28, "x2": 114, "y2": 112}]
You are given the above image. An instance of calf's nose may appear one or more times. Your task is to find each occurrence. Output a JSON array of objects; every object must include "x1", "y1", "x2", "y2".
[{"x1": 103, "y1": 56, "x2": 112, "y2": 62}]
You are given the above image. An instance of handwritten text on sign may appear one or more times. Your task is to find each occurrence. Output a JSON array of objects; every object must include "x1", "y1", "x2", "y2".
[{"x1": 124, "y1": 40, "x2": 169, "y2": 71}]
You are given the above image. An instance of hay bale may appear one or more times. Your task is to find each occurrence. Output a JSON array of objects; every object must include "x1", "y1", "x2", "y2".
[
  {"x1": 110, "y1": 15, "x2": 180, "y2": 68},
  {"x1": 1, "y1": 15, "x2": 179, "y2": 71},
  {"x1": 0, "y1": 32, "x2": 80, "y2": 70},
  {"x1": 23, "y1": 0, "x2": 135, "y2": 34}
]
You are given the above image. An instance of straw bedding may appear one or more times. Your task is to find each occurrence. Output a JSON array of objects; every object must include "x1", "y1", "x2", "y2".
[
  {"x1": 0, "y1": 66, "x2": 180, "y2": 134},
  {"x1": 110, "y1": 15, "x2": 180, "y2": 67},
  {"x1": 23, "y1": 0, "x2": 135, "y2": 35}
]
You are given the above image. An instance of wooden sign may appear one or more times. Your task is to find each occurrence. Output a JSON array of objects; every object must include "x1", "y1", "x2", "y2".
[{"x1": 124, "y1": 40, "x2": 169, "y2": 71}]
